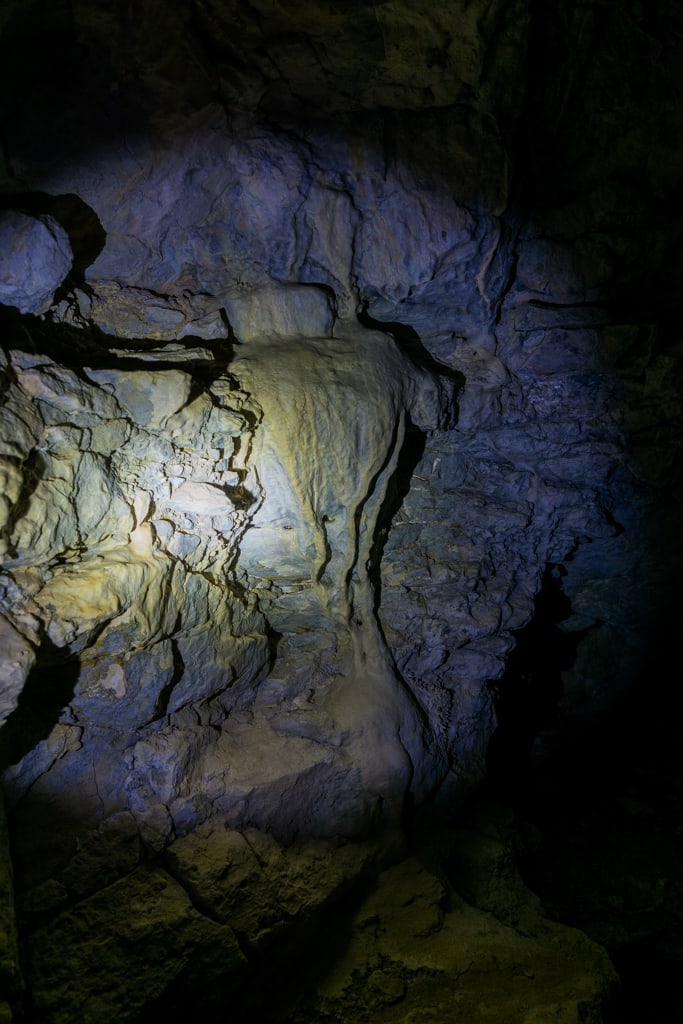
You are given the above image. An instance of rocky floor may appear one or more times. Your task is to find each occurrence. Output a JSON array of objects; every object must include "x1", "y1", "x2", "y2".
[
  {"x1": 281, "y1": 819, "x2": 618, "y2": 1024},
  {"x1": 276, "y1": 665, "x2": 683, "y2": 1024},
  {"x1": 7, "y1": 673, "x2": 683, "y2": 1024}
]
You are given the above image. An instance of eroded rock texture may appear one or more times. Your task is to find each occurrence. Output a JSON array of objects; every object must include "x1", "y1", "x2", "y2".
[{"x1": 0, "y1": 0, "x2": 681, "y2": 1020}]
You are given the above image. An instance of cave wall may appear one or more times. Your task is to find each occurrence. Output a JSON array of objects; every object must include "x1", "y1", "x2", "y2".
[{"x1": 0, "y1": 0, "x2": 681, "y2": 1020}]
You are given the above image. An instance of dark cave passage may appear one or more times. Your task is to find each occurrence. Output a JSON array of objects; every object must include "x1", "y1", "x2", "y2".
[
  {"x1": 476, "y1": 566, "x2": 683, "y2": 1021},
  {"x1": 486, "y1": 599, "x2": 683, "y2": 1023},
  {"x1": 484, "y1": 562, "x2": 579, "y2": 802}
]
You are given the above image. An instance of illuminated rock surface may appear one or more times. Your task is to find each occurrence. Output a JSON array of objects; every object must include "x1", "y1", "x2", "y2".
[
  {"x1": 0, "y1": 212, "x2": 72, "y2": 316},
  {"x1": 0, "y1": 0, "x2": 682, "y2": 1021}
]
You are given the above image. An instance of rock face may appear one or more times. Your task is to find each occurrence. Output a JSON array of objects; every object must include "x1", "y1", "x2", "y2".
[
  {"x1": 0, "y1": 212, "x2": 72, "y2": 315},
  {"x1": 289, "y1": 842, "x2": 618, "y2": 1024},
  {"x1": 0, "y1": 0, "x2": 681, "y2": 1020}
]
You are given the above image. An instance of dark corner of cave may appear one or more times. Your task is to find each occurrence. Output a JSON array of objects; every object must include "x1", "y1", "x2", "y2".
[{"x1": 1, "y1": 1, "x2": 682, "y2": 1023}]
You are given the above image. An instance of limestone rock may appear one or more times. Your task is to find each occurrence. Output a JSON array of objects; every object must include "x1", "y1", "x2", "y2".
[
  {"x1": 0, "y1": 0, "x2": 675, "y2": 800},
  {"x1": 163, "y1": 822, "x2": 401, "y2": 952},
  {"x1": 0, "y1": 212, "x2": 72, "y2": 315},
  {"x1": 289, "y1": 850, "x2": 618, "y2": 1023},
  {"x1": 0, "y1": 615, "x2": 35, "y2": 726},
  {"x1": 225, "y1": 283, "x2": 336, "y2": 342},
  {"x1": 0, "y1": 0, "x2": 680, "y2": 1019},
  {"x1": 18, "y1": 819, "x2": 402, "y2": 1023},
  {"x1": 83, "y1": 367, "x2": 193, "y2": 429},
  {"x1": 27, "y1": 864, "x2": 245, "y2": 1024}
]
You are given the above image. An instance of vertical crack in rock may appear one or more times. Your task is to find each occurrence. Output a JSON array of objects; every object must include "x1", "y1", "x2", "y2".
[
  {"x1": 358, "y1": 302, "x2": 465, "y2": 406},
  {"x1": 346, "y1": 410, "x2": 405, "y2": 627},
  {"x1": 367, "y1": 416, "x2": 427, "y2": 621},
  {"x1": 0, "y1": 636, "x2": 81, "y2": 773},
  {"x1": 145, "y1": 628, "x2": 185, "y2": 726},
  {"x1": 485, "y1": 562, "x2": 588, "y2": 798}
]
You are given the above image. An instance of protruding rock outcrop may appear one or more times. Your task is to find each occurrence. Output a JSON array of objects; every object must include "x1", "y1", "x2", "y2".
[{"x1": 0, "y1": 212, "x2": 72, "y2": 315}]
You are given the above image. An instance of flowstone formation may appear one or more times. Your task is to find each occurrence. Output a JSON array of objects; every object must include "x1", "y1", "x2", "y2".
[
  {"x1": 0, "y1": 282, "x2": 461, "y2": 847},
  {"x1": 0, "y1": 0, "x2": 682, "y2": 1020}
]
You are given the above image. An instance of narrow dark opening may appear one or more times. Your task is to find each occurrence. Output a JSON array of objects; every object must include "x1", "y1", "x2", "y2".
[
  {"x1": 484, "y1": 562, "x2": 577, "y2": 801},
  {"x1": 0, "y1": 637, "x2": 80, "y2": 771},
  {"x1": 367, "y1": 414, "x2": 426, "y2": 619}
]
